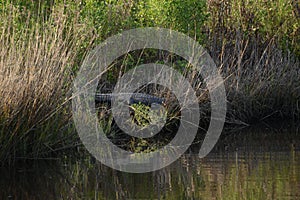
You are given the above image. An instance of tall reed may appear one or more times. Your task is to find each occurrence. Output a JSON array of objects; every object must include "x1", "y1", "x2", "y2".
[
  {"x1": 206, "y1": 0, "x2": 300, "y2": 124},
  {"x1": 0, "y1": 2, "x2": 93, "y2": 162}
]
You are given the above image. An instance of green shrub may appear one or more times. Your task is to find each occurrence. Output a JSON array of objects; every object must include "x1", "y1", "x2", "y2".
[{"x1": 207, "y1": 0, "x2": 299, "y2": 55}]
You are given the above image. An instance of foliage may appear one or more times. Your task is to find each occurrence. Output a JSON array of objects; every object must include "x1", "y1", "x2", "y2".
[
  {"x1": 206, "y1": 0, "x2": 299, "y2": 55},
  {"x1": 79, "y1": 0, "x2": 208, "y2": 42}
]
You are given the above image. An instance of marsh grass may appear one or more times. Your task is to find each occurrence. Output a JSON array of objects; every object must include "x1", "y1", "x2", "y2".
[
  {"x1": 209, "y1": 34, "x2": 300, "y2": 124},
  {"x1": 0, "y1": 2, "x2": 94, "y2": 163},
  {"x1": 205, "y1": 0, "x2": 300, "y2": 123}
]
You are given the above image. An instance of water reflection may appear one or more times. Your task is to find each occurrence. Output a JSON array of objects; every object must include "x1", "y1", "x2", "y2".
[{"x1": 1, "y1": 126, "x2": 300, "y2": 199}]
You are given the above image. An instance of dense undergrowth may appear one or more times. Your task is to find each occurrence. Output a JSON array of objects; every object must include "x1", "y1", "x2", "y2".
[{"x1": 0, "y1": 0, "x2": 299, "y2": 162}]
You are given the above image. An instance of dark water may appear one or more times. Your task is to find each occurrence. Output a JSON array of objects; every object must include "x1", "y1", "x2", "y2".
[{"x1": 1, "y1": 126, "x2": 300, "y2": 200}]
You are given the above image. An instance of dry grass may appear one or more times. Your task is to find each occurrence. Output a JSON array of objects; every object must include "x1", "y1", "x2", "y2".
[
  {"x1": 0, "y1": 3, "x2": 93, "y2": 162},
  {"x1": 208, "y1": 35, "x2": 300, "y2": 124}
]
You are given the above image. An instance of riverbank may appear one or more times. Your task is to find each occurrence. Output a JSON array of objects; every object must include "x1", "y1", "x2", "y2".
[{"x1": 0, "y1": 0, "x2": 299, "y2": 163}]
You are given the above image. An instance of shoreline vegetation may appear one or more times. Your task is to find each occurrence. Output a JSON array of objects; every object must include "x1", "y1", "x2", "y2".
[{"x1": 0, "y1": 0, "x2": 299, "y2": 163}]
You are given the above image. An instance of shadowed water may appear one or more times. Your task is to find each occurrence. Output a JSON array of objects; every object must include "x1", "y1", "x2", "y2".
[{"x1": 1, "y1": 125, "x2": 299, "y2": 199}]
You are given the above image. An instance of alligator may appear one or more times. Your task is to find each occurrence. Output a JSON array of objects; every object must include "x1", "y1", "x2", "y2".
[{"x1": 95, "y1": 93, "x2": 166, "y2": 106}]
